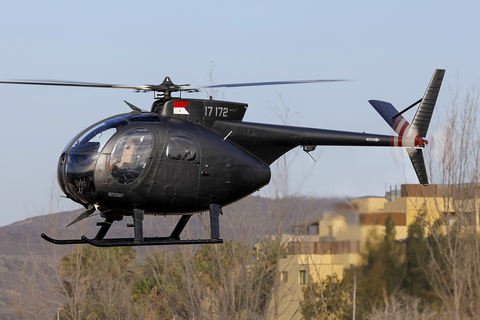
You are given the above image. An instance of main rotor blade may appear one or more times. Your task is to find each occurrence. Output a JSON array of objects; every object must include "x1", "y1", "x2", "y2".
[
  {"x1": 0, "y1": 80, "x2": 150, "y2": 91},
  {"x1": 180, "y1": 79, "x2": 349, "y2": 90},
  {"x1": 0, "y1": 78, "x2": 348, "y2": 94}
]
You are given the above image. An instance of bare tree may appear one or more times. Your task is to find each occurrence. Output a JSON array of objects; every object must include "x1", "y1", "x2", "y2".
[{"x1": 419, "y1": 84, "x2": 480, "y2": 319}]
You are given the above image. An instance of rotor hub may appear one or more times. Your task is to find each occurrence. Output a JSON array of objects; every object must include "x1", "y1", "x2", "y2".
[{"x1": 414, "y1": 134, "x2": 428, "y2": 148}]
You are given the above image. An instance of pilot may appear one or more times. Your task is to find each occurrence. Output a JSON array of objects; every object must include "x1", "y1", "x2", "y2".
[{"x1": 110, "y1": 134, "x2": 149, "y2": 184}]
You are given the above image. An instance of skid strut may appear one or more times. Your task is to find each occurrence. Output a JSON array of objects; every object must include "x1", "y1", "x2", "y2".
[
  {"x1": 210, "y1": 203, "x2": 221, "y2": 239},
  {"x1": 41, "y1": 205, "x2": 224, "y2": 247},
  {"x1": 171, "y1": 215, "x2": 192, "y2": 239},
  {"x1": 127, "y1": 209, "x2": 145, "y2": 242},
  {"x1": 95, "y1": 216, "x2": 121, "y2": 240}
]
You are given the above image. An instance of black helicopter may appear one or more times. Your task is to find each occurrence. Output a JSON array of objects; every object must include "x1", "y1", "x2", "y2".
[{"x1": 0, "y1": 69, "x2": 444, "y2": 247}]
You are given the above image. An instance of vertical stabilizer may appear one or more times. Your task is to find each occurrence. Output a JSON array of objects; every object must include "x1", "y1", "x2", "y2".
[
  {"x1": 369, "y1": 100, "x2": 411, "y2": 137},
  {"x1": 409, "y1": 69, "x2": 445, "y2": 137}
]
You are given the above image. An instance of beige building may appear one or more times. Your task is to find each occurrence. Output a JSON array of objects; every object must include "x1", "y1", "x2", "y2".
[{"x1": 268, "y1": 183, "x2": 480, "y2": 320}]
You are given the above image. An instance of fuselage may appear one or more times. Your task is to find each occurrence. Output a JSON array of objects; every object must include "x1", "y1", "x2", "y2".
[
  {"x1": 57, "y1": 112, "x2": 271, "y2": 216},
  {"x1": 57, "y1": 97, "x2": 413, "y2": 218}
]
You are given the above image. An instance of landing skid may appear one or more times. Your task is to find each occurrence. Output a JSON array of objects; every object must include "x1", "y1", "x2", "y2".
[
  {"x1": 82, "y1": 236, "x2": 223, "y2": 247},
  {"x1": 41, "y1": 233, "x2": 86, "y2": 245},
  {"x1": 41, "y1": 204, "x2": 224, "y2": 247},
  {"x1": 41, "y1": 233, "x2": 223, "y2": 247}
]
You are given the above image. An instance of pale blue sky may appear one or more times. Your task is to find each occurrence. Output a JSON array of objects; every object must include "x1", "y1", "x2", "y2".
[{"x1": 0, "y1": 1, "x2": 479, "y2": 226}]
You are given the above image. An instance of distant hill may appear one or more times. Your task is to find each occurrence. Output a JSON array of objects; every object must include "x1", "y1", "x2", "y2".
[{"x1": 0, "y1": 195, "x2": 339, "y2": 319}]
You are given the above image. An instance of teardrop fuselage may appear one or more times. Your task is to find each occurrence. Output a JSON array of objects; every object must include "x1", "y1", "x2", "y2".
[{"x1": 57, "y1": 112, "x2": 271, "y2": 216}]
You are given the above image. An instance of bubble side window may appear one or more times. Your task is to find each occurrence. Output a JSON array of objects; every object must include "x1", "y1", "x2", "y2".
[
  {"x1": 110, "y1": 128, "x2": 154, "y2": 184},
  {"x1": 166, "y1": 135, "x2": 197, "y2": 161}
]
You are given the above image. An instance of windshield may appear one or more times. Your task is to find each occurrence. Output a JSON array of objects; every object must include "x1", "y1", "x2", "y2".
[
  {"x1": 69, "y1": 117, "x2": 129, "y2": 154},
  {"x1": 60, "y1": 116, "x2": 129, "y2": 204}
]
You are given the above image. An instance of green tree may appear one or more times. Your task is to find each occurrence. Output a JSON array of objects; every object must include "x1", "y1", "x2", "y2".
[
  {"x1": 383, "y1": 214, "x2": 405, "y2": 294},
  {"x1": 403, "y1": 213, "x2": 431, "y2": 299},
  {"x1": 301, "y1": 273, "x2": 353, "y2": 320},
  {"x1": 355, "y1": 214, "x2": 405, "y2": 317}
]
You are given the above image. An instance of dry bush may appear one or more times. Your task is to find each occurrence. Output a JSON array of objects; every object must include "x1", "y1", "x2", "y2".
[{"x1": 366, "y1": 294, "x2": 442, "y2": 320}]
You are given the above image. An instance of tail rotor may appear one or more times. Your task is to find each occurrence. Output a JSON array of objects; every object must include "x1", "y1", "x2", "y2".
[{"x1": 368, "y1": 69, "x2": 445, "y2": 185}]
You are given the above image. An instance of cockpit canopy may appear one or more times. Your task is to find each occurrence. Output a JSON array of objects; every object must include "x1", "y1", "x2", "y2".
[{"x1": 58, "y1": 113, "x2": 159, "y2": 205}]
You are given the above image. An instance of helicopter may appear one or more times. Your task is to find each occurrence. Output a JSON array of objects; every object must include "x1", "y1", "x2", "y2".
[{"x1": 0, "y1": 69, "x2": 445, "y2": 247}]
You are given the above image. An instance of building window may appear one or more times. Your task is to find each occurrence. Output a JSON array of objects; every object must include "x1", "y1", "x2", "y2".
[
  {"x1": 299, "y1": 270, "x2": 307, "y2": 285},
  {"x1": 443, "y1": 212, "x2": 456, "y2": 226},
  {"x1": 466, "y1": 212, "x2": 477, "y2": 226},
  {"x1": 281, "y1": 271, "x2": 288, "y2": 283}
]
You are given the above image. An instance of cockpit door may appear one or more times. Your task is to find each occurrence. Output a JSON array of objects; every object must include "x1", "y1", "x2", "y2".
[{"x1": 149, "y1": 132, "x2": 201, "y2": 212}]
